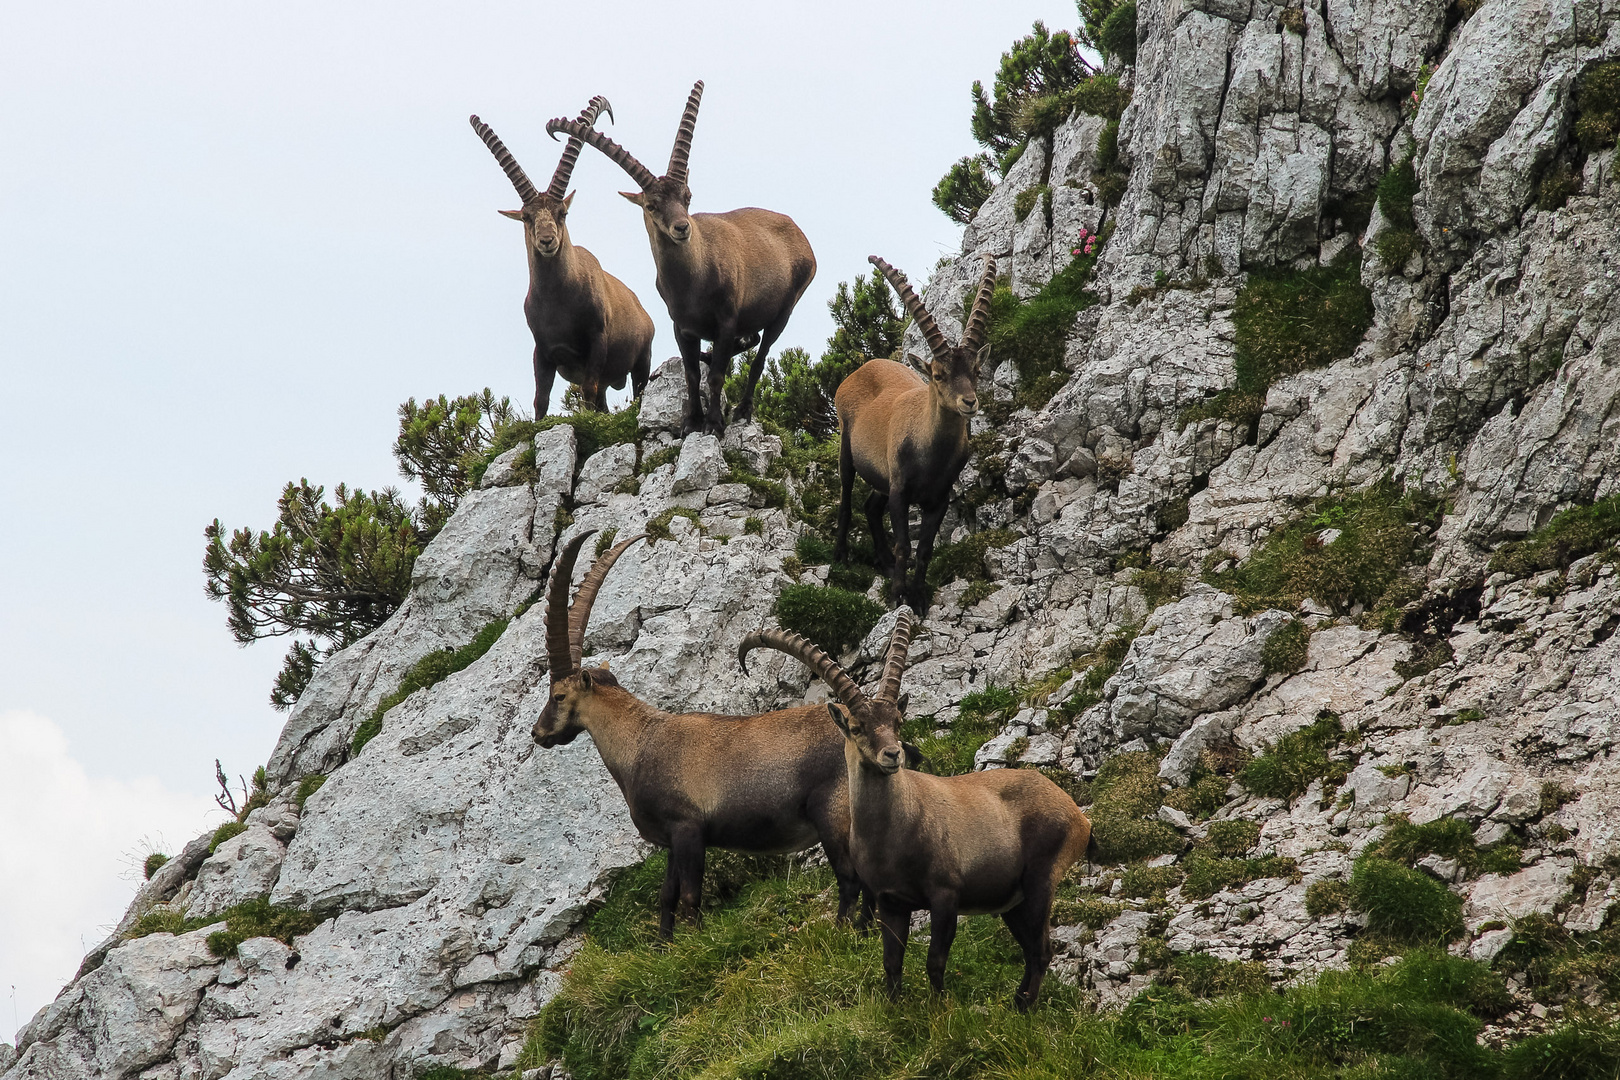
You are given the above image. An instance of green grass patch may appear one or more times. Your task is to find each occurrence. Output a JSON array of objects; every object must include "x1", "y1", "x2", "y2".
[
  {"x1": 1375, "y1": 156, "x2": 1422, "y2": 272},
  {"x1": 1204, "y1": 476, "x2": 1441, "y2": 616},
  {"x1": 1574, "y1": 60, "x2": 1620, "y2": 152},
  {"x1": 469, "y1": 403, "x2": 640, "y2": 487},
  {"x1": 646, "y1": 506, "x2": 704, "y2": 544},
  {"x1": 294, "y1": 773, "x2": 327, "y2": 811},
  {"x1": 1489, "y1": 493, "x2": 1620, "y2": 579},
  {"x1": 900, "y1": 684, "x2": 1020, "y2": 777},
  {"x1": 1206, "y1": 819, "x2": 1261, "y2": 855},
  {"x1": 143, "y1": 852, "x2": 169, "y2": 880},
  {"x1": 1233, "y1": 250, "x2": 1373, "y2": 396},
  {"x1": 351, "y1": 617, "x2": 509, "y2": 756},
  {"x1": 980, "y1": 241, "x2": 1104, "y2": 412},
  {"x1": 528, "y1": 860, "x2": 1563, "y2": 1080},
  {"x1": 722, "y1": 449, "x2": 788, "y2": 508},
  {"x1": 128, "y1": 895, "x2": 321, "y2": 958},
  {"x1": 1350, "y1": 855, "x2": 1465, "y2": 945},
  {"x1": 925, "y1": 527, "x2": 1018, "y2": 588},
  {"x1": 772, "y1": 583, "x2": 884, "y2": 658},
  {"x1": 1372, "y1": 813, "x2": 1523, "y2": 878},
  {"x1": 1306, "y1": 879, "x2": 1351, "y2": 917},
  {"x1": 1261, "y1": 618, "x2": 1311, "y2": 676},
  {"x1": 1240, "y1": 713, "x2": 1352, "y2": 803},
  {"x1": 1087, "y1": 751, "x2": 1184, "y2": 864},
  {"x1": 1180, "y1": 850, "x2": 1299, "y2": 901},
  {"x1": 638, "y1": 444, "x2": 681, "y2": 475},
  {"x1": 210, "y1": 821, "x2": 247, "y2": 853}
]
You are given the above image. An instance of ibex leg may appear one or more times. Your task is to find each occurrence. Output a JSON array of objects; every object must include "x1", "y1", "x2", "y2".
[
  {"x1": 676, "y1": 330, "x2": 706, "y2": 436},
  {"x1": 533, "y1": 346, "x2": 557, "y2": 419},
  {"x1": 910, "y1": 501, "x2": 950, "y2": 613},
  {"x1": 833, "y1": 429, "x2": 857, "y2": 563},
  {"x1": 734, "y1": 312, "x2": 790, "y2": 423}
]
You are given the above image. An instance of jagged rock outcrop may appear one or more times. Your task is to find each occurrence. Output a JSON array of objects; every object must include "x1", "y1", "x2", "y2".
[{"x1": 10, "y1": 0, "x2": 1620, "y2": 1074}]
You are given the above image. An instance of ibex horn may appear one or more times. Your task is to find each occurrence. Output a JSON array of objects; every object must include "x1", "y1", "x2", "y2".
[
  {"x1": 547, "y1": 95, "x2": 613, "y2": 201},
  {"x1": 546, "y1": 116, "x2": 657, "y2": 191},
  {"x1": 545, "y1": 531, "x2": 592, "y2": 681},
  {"x1": 666, "y1": 80, "x2": 704, "y2": 186},
  {"x1": 868, "y1": 256, "x2": 949, "y2": 362},
  {"x1": 568, "y1": 533, "x2": 646, "y2": 668},
  {"x1": 875, "y1": 608, "x2": 915, "y2": 705},
  {"x1": 738, "y1": 629, "x2": 867, "y2": 712},
  {"x1": 961, "y1": 254, "x2": 999, "y2": 356},
  {"x1": 470, "y1": 114, "x2": 541, "y2": 206}
]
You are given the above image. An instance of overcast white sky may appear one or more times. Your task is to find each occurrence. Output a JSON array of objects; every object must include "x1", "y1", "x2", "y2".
[{"x1": 0, "y1": 0, "x2": 1081, "y2": 1040}]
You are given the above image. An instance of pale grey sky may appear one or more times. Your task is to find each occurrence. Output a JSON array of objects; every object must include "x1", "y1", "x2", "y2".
[{"x1": 0, "y1": 0, "x2": 1082, "y2": 1035}]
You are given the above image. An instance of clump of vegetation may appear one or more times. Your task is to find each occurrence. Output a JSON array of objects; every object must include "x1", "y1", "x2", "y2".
[
  {"x1": 1232, "y1": 250, "x2": 1374, "y2": 397},
  {"x1": 1087, "y1": 751, "x2": 1183, "y2": 864},
  {"x1": 1573, "y1": 61, "x2": 1620, "y2": 153},
  {"x1": 1205, "y1": 476, "x2": 1442, "y2": 617},
  {"x1": 1240, "y1": 713, "x2": 1352, "y2": 803},
  {"x1": 142, "y1": 852, "x2": 170, "y2": 880},
  {"x1": 1373, "y1": 813, "x2": 1523, "y2": 877},
  {"x1": 1260, "y1": 619, "x2": 1311, "y2": 676},
  {"x1": 1538, "y1": 161, "x2": 1581, "y2": 211},
  {"x1": 1133, "y1": 566, "x2": 1186, "y2": 610},
  {"x1": 395, "y1": 389, "x2": 521, "y2": 529},
  {"x1": 1375, "y1": 155, "x2": 1422, "y2": 271},
  {"x1": 1176, "y1": 388, "x2": 1265, "y2": 435},
  {"x1": 1097, "y1": 1, "x2": 1138, "y2": 64},
  {"x1": 900, "y1": 684, "x2": 1021, "y2": 777},
  {"x1": 1349, "y1": 854, "x2": 1465, "y2": 946},
  {"x1": 720, "y1": 450, "x2": 788, "y2": 508},
  {"x1": 351, "y1": 617, "x2": 509, "y2": 756},
  {"x1": 479, "y1": 400, "x2": 640, "y2": 473},
  {"x1": 129, "y1": 895, "x2": 321, "y2": 958},
  {"x1": 294, "y1": 773, "x2": 328, "y2": 812},
  {"x1": 1306, "y1": 879, "x2": 1351, "y2": 918},
  {"x1": 637, "y1": 444, "x2": 680, "y2": 475},
  {"x1": 980, "y1": 235, "x2": 1105, "y2": 414},
  {"x1": 1489, "y1": 493, "x2": 1620, "y2": 579},
  {"x1": 925, "y1": 527, "x2": 1019, "y2": 589},
  {"x1": 1053, "y1": 626, "x2": 1138, "y2": 719},
  {"x1": 209, "y1": 821, "x2": 248, "y2": 853},
  {"x1": 772, "y1": 584, "x2": 884, "y2": 658},
  {"x1": 1206, "y1": 819, "x2": 1261, "y2": 856},
  {"x1": 1181, "y1": 850, "x2": 1299, "y2": 901},
  {"x1": 529, "y1": 855, "x2": 1584, "y2": 1080}
]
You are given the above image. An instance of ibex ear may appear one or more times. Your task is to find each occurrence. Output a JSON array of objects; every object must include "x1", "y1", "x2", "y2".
[
  {"x1": 599, "y1": 657, "x2": 610, "y2": 671},
  {"x1": 976, "y1": 342, "x2": 992, "y2": 368},
  {"x1": 825, "y1": 702, "x2": 852, "y2": 736},
  {"x1": 498, "y1": 209, "x2": 524, "y2": 221},
  {"x1": 619, "y1": 190, "x2": 646, "y2": 207},
  {"x1": 579, "y1": 669, "x2": 596, "y2": 689},
  {"x1": 562, "y1": 191, "x2": 575, "y2": 210},
  {"x1": 901, "y1": 742, "x2": 926, "y2": 770}
]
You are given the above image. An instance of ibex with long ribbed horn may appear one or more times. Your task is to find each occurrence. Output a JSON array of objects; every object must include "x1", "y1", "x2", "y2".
[
  {"x1": 546, "y1": 81, "x2": 816, "y2": 435},
  {"x1": 742, "y1": 608, "x2": 1091, "y2": 1011},
  {"x1": 532, "y1": 530, "x2": 873, "y2": 939},
  {"x1": 471, "y1": 97, "x2": 654, "y2": 416},
  {"x1": 832, "y1": 254, "x2": 998, "y2": 613}
]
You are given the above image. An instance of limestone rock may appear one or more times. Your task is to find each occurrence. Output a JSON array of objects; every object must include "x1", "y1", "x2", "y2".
[
  {"x1": 639, "y1": 357, "x2": 688, "y2": 434},
  {"x1": 671, "y1": 433, "x2": 723, "y2": 495},
  {"x1": 188, "y1": 823, "x2": 288, "y2": 922}
]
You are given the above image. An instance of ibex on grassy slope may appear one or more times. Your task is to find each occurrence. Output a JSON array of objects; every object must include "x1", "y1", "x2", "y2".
[
  {"x1": 471, "y1": 97, "x2": 654, "y2": 416},
  {"x1": 532, "y1": 531, "x2": 871, "y2": 939},
  {"x1": 742, "y1": 609, "x2": 1091, "y2": 1011},
  {"x1": 833, "y1": 255, "x2": 998, "y2": 613},
  {"x1": 546, "y1": 81, "x2": 816, "y2": 436}
]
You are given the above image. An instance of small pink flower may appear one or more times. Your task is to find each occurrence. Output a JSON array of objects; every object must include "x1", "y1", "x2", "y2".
[
  {"x1": 1263, "y1": 1017, "x2": 1272, "y2": 1023},
  {"x1": 1282, "y1": 1020, "x2": 1292, "y2": 1027}
]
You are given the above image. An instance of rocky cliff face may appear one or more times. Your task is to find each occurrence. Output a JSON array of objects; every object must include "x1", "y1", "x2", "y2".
[{"x1": 8, "y1": 0, "x2": 1619, "y2": 1075}]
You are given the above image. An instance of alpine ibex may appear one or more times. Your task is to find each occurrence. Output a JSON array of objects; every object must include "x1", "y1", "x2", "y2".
[
  {"x1": 545, "y1": 81, "x2": 816, "y2": 435},
  {"x1": 532, "y1": 531, "x2": 871, "y2": 939},
  {"x1": 742, "y1": 608, "x2": 1091, "y2": 1011},
  {"x1": 471, "y1": 97, "x2": 654, "y2": 416},
  {"x1": 833, "y1": 254, "x2": 998, "y2": 612}
]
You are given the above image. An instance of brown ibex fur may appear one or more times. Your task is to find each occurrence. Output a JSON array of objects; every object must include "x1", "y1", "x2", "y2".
[
  {"x1": 834, "y1": 254, "x2": 998, "y2": 612},
  {"x1": 743, "y1": 609, "x2": 1091, "y2": 1011},
  {"x1": 471, "y1": 98, "x2": 654, "y2": 416},
  {"x1": 546, "y1": 81, "x2": 816, "y2": 435},
  {"x1": 532, "y1": 531, "x2": 870, "y2": 939}
]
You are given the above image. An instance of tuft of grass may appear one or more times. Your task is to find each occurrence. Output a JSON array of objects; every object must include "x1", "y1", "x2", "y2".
[
  {"x1": 294, "y1": 773, "x2": 327, "y2": 811},
  {"x1": 1306, "y1": 879, "x2": 1351, "y2": 918},
  {"x1": 1053, "y1": 626, "x2": 1138, "y2": 719},
  {"x1": 1133, "y1": 566, "x2": 1186, "y2": 610},
  {"x1": 772, "y1": 584, "x2": 884, "y2": 658},
  {"x1": 722, "y1": 450, "x2": 788, "y2": 508},
  {"x1": 1122, "y1": 864, "x2": 1185, "y2": 898},
  {"x1": 1503, "y1": 1017, "x2": 1620, "y2": 1080},
  {"x1": 128, "y1": 895, "x2": 320, "y2": 958},
  {"x1": 1350, "y1": 854, "x2": 1464, "y2": 945},
  {"x1": 1261, "y1": 619, "x2": 1311, "y2": 676},
  {"x1": 142, "y1": 852, "x2": 169, "y2": 880},
  {"x1": 1490, "y1": 494, "x2": 1620, "y2": 579},
  {"x1": 742, "y1": 517, "x2": 763, "y2": 536},
  {"x1": 899, "y1": 684, "x2": 1020, "y2": 777},
  {"x1": 925, "y1": 527, "x2": 1018, "y2": 588},
  {"x1": 1180, "y1": 850, "x2": 1299, "y2": 901},
  {"x1": 1206, "y1": 820, "x2": 1261, "y2": 856},
  {"x1": 352, "y1": 617, "x2": 509, "y2": 756},
  {"x1": 646, "y1": 507, "x2": 704, "y2": 544},
  {"x1": 470, "y1": 403, "x2": 641, "y2": 488},
  {"x1": 638, "y1": 444, "x2": 681, "y2": 475},
  {"x1": 1375, "y1": 156, "x2": 1422, "y2": 272},
  {"x1": 1537, "y1": 161, "x2": 1580, "y2": 211},
  {"x1": 1087, "y1": 751, "x2": 1184, "y2": 864},
  {"x1": 1573, "y1": 61, "x2": 1620, "y2": 152},
  {"x1": 1176, "y1": 388, "x2": 1265, "y2": 434},
  {"x1": 1240, "y1": 713, "x2": 1351, "y2": 802},
  {"x1": 1204, "y1": 476, "x2": 1441, "y2": 616},
  {"x1": 1371, "y1": 813, "x2": 1519, "y2": 877},
  {"x1": 1232, "y1": 250, "x2": 1373, "y2": 397},
  {"x1": 210, "y1": 821, "x2": 247, "y2": 853},
  {"x1": 980, "y1": 239, "x2": 1104, "y2": 412},
  {"x1": 1164, "y1": 953, "x2": 1271, "y2": 997}
]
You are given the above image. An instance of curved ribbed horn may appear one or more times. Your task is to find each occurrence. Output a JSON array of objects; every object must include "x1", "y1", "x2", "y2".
[
  {"x1": 547, "y1": 95, "x2": 613, "y2": 200},
  {"x1": 470, "y1": 114, "x2": 541, "y2": 206},
  {"x1": 546, "y1": 531, "x2": 593, "y2": 680},
  {"x1": 667, "y1": 80, "x2": 704, "y2": 186},
  {"x1": 738, "y1": 629, "x2": 866, "y2": 711},
  {"x1": 869, "y1": 256, "x2": 948, "y2": 362},
  {"x1": 875, "y1": 608, "x2": 915, "y2": 704},
  {"x1": 568, "y1": 533, "x2": 646, "y2": 667},
  {"x1": 961, "y1": 254, "x2": 999, "y2": 355},
  {"x1": 546, "y1": 117, "x2": 657, "y2": 191}
]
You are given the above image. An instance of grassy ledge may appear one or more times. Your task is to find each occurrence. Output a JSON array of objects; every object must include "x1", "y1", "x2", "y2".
[{"x1": 350, "y1": 616, "x2": 510, "y2": 756}]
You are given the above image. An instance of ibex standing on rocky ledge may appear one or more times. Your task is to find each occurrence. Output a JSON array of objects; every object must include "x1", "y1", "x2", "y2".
[
  {"x1": 833, "y1": 254, "x2": 998, "y2": 612},
  {"x1": 546, "y1": 81, "x2": 816, "y2": 435},
  {"x1": 532, "y1": 531, "x2": 871, "y2": 939},
  {"x1": 471, "y1": 97, "x2": 654, "y2": 416},
  {"x1": 743, "y1": 608, "x2": 1091, "y2": 1011}
]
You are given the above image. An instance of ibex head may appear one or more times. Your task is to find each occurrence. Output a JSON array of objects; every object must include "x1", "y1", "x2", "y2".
[
  {"x1": 869, "y1": 255, "x2": 998, "y2": 419},
  {"x1": 740, "y1": 609, "x2": 917, "y2": 774},
  {"x1": 546, "y1": 81, "x2": 704, "y2": 246},
  {"x1": 471, "y1": 96, "x2": 613, "y2": 261},
  {"x1": 532, "y1": 530, "x2": 645, "y2": 748}
]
